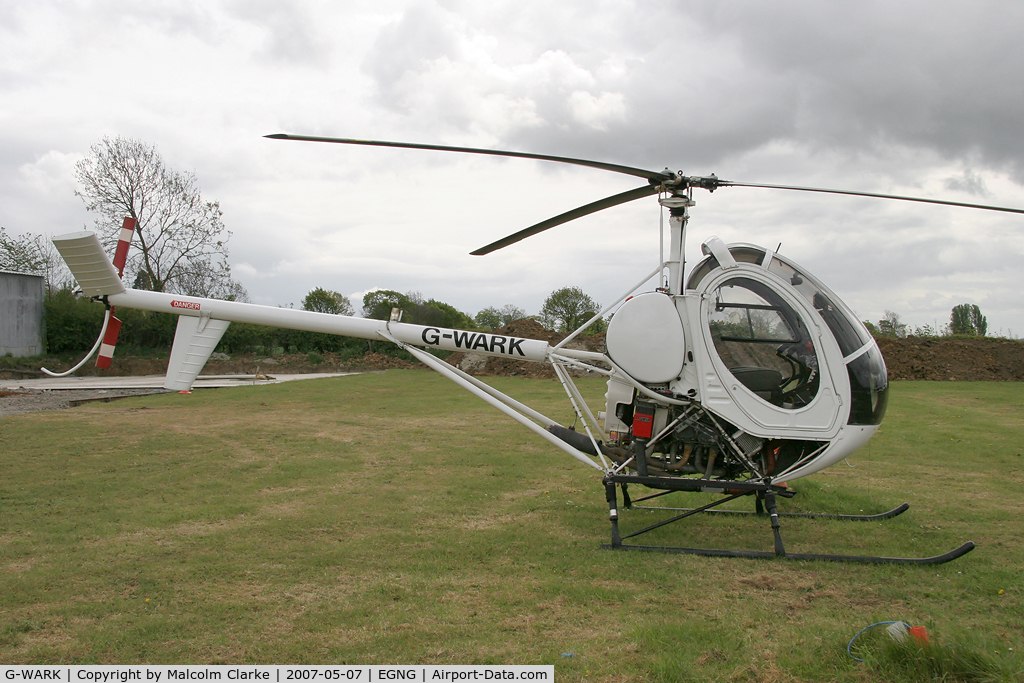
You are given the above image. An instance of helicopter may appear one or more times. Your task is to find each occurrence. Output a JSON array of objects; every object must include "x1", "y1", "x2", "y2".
[{"x1": 49, "y1": 133, "x2": 1024, "y2": 565}]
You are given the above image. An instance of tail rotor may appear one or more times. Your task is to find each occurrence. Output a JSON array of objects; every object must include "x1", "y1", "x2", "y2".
[
  {"x1": 41, "y1": 218, "x2": 135, "y2": 376},
  {"x1": 95, "y1": 217, "x2": 135, "y2": 369}
]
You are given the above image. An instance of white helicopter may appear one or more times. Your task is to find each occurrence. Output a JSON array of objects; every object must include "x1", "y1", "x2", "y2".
[{"x1": 50, "y1": 133, "x2": 1024, "y2": 564}]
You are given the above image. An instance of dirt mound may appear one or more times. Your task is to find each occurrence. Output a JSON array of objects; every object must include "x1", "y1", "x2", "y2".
[{"x1": 876, "y1": 336, "x2": 1024, "y2": 381}]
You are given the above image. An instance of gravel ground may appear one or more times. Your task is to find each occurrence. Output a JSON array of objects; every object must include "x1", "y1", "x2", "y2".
[{"x1": 0, "y1": 388, "x2": 168, "y2": 418}]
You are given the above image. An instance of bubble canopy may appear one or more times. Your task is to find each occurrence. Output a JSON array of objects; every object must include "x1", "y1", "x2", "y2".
[{"x1": 687, "y1": 243, "x2": 888, "y2": 426}]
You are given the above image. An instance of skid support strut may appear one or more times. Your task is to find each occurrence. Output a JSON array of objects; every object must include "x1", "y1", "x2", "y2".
[
  {"x1": 605, "y1": 480, "x2": 621, "y2": 548},
  {"x1": 764, "y1": 489, "x2": 785, "y2": 557},
  {"x1": 600, "y1": 474, "x2": 976, "y2": 565}
]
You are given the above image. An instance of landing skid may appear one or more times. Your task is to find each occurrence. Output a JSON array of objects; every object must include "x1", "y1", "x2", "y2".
[
  {"x1": 601, "y1": 475, "x2": 975, "y2": 565},
  {"x1": 601, "y1": 541, "x2": 977, "y2": 565},
  {"x1": 634, "y1": 499, "x2": 911, "y2": 522}
]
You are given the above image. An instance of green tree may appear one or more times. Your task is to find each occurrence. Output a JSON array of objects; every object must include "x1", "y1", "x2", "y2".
[
  {"x1": 362, "y1": 289, "x2": 475, "y2": 328},
  {"x1": 42, "y1": 288, "x2": 106, "y2": 353},
  {"x1": 362, "y1": 289, "x2": 410, "y2": 319},
  {"x1": 303, "y1": 288, "x2": 354, "y2": 315},
  {"x1": 74, "y1": 136, "x2": 244, "y2": 299},
  {"x1": 475, "y1": 307, "x2": 502, "y2": 330},
  {"x1": 951, "y1": 304, "x2": 987, "y2": 336},
  {"x1": 972, "y1": 307, "x2": 988, "y2": 336},
  {"x1": 877, "y1": 310, "x2": 907, "y2": 338},
  {"x1": 425, "y1": 299, "x2": 476, "y2": 329},
  {"x1": 476, "y1": 304, "x2": 528, "y2": 329},
  {"x1": 540, "y1": 286, "x2": 602, "y2": 333},
  {"x1": 292, "y1": 287, "x2": 359, "y2": 355}
]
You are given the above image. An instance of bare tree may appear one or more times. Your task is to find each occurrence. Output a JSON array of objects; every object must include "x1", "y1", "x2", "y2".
[
  {"x1": 475, "y1": 304, "x2": 527, "y2": 329},
  {"x1": 74, "y1": 136, "x2": 243, "y2": 298},
  {"x1": 176, "y1": 259, "x2": 250, "y2": 302},
  {"x1": 498, "y1": 303, "x2": 527, "y2": 325},
  {"x1": 877, "y1": 310, "x2": 908, "y2": 338},
  {"x1": 0, "y1": 227, "x2": 45, "y2": 274}
]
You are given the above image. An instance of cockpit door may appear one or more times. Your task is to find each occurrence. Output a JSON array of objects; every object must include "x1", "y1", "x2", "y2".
[{"x1": 695, "y1": 267, "x2": 848, "y2": 438}]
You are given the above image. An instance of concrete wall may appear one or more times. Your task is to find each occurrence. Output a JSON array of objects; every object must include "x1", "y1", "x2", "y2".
[{"x1": 0, "y1": 270, "x2": 45, "y2": 357}]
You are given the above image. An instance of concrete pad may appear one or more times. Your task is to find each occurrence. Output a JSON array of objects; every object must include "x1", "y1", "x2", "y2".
[{"x1": 0, "y1": 372, "x2": 359, "y2": 391}]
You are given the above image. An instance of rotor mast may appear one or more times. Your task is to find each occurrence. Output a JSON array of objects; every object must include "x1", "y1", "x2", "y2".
[{"x1": 660, "y1": 194, "x2": 693, "y2": 295}]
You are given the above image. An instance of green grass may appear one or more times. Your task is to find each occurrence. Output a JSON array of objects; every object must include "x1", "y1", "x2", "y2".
[{"x1": 1, "y1": 374, "x2": 1022, "y2": 681}]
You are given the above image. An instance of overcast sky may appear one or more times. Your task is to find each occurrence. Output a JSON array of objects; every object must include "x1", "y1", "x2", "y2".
[{"x1": 3, "y1": 0, "x2": 1023, "y2": 335}]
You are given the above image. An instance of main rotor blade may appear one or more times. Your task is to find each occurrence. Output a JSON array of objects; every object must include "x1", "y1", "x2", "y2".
[
  {"x1": 265, "y1": 133, "x2": 672, "y2": 183},
  {"x1": 719, "y1": 180, "x2": 1024, "y2": 215},
  {"x1": 471, "y1": 184, "x2": 660, "y2": 255}
]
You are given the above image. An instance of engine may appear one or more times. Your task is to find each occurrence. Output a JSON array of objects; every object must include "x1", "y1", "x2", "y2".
[{"x1": 600, "y1": 386, "x2": 825, "y2": 481}]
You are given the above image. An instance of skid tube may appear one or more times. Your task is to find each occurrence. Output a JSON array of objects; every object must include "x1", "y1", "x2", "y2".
[
  {"x1": 600, "y1": 474, "x2": 976, "y2": 565},
  {"x1": 629, "y1": 488, "x2": 911, "y2": 522}
]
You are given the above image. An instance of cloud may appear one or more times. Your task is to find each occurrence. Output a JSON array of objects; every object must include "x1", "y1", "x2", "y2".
[
  {"x1": 944, "y1": 170, "x2": 988, "y2": 197},
  {"x1": 225, "y1": 0, "x2": 333, "y2": 66},
  {"x1": 357, "y1": 1, "x2": 1024, "y2": 189},
  {"x1": 567, "y1": 91, "x2": 626, "y2": 131},
  {"x1": 2, "y1": 0, "x2": 1023, "y2": 338},
  {"x1": 18, "y1": 150, "x2": 80, "y2": 195},
  {"x1": 688, "y1": 2, "x2": 1024, "y2": 176}
]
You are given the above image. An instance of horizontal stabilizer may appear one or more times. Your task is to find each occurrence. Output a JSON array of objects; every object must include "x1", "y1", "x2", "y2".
[
  {"x1": 52, "y1": 231, "x2": 126, "y2": 297},
  {"x1": 165, "y1": 315, "x2": 231, "y2": 391}
]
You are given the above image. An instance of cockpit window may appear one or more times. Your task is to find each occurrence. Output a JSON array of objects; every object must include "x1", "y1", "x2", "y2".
[
  {"x1": 766, "y1": 255, "x2": 872, "y2": 357},
  {"x1": 711, "y1": 288, "x2": 799, "y2": 343},
  {"x1": 846, "y1": 345, "x2": 889, "y2": 425},
  {"x1": 708, "y1": 277, "x2": 820, "y2": 409}
]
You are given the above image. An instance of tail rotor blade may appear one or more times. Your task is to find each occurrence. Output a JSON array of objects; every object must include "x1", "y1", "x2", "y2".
[
  {"x1": 100, "y1": 217, "x2": 131, "y2": 369},
  {"x1": 96, "y1": 312, "x2": 122, "y2": 369},
  {"x1": 112, "y1": 217, "x2": 136, "y2": 277},
  {"x1": 471, "y1": 184, "x2": 660, "y2": 255}
]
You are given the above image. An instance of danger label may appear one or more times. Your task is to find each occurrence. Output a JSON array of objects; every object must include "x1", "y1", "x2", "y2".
[{"x1": 171, "y1": 300, "x2": 201, "y2": 311}]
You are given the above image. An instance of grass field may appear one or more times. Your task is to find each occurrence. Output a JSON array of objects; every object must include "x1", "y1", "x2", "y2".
[{"x1": 1, "y1": 371, "x2": 1022, "y2": 681}]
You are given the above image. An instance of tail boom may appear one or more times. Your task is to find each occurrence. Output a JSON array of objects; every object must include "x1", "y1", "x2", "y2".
[{"x1": 52, "y1": 229, "x2": 559, "y2": 391}]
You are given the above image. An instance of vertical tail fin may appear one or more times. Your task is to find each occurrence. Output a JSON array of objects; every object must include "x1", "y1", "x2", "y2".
[{"x1": 165, "y1": 315, "x2": 231, "y2": 391}]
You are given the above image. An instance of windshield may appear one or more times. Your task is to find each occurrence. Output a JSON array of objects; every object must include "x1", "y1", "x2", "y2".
[{"x1": 846, "y1": 345, "x2": 889, "y2": 425}]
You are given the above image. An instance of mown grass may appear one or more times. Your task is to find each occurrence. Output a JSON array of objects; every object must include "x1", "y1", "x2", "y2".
[{"x1": 1, "y1": 373, "x2": 1022, "y2": 681}]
